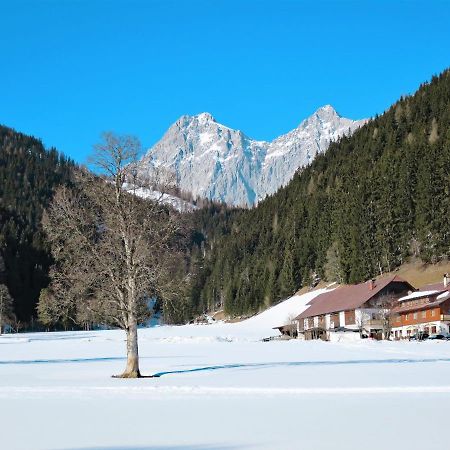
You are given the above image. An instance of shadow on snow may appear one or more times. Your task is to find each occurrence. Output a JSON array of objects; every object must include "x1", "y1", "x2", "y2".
[
  {"x1": 150, "y1": 357, "x2": 450, "y2": 377},
  {"x1": 0, "y1": 356, "x2": 189, "y2": 365},
  {"x1": 59, "y1": 445, "x2": 246, "y2": 450}
]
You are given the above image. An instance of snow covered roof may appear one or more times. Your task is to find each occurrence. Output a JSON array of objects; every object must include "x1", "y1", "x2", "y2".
[
  {"x1": 393, "y1": 295, "x2": 450, "y2": 314},
  {"x1": 398, "y1": 290, "x2": 442, "y2": 302},
  {"x1": 437, "y1": 291, "x2": 450, "y2": 300}
]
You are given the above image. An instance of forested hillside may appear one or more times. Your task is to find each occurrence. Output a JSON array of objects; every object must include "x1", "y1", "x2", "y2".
[
  {"x1": 190, "y1": 70, "x2": 450, "y2": 317},
  {"x1": 2, "y1": 70, "x2": 449, "y2": 325},
  {"x1": 0, "y1": 126, "x2": 74, "y2": 324}
]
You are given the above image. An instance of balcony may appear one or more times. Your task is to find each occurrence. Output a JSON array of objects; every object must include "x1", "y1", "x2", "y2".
[{"x1": 366, "y1": 319, "x2": 383, "y2": 328}]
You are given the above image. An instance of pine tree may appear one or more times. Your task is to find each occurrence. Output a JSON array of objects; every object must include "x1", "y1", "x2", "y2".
[
  {"x1": 190, "y1": 69, "x2": 450, "y2": 317},
  {"x1": 0, "y1": 284, "x2": 14, "y2": 334}
]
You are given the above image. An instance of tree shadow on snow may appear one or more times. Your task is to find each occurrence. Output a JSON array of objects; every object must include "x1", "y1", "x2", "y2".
[
  {"x1": 151, "y1": 357, "x2": 450, "y2": 377},
  {"x1": 60, "y1": 445, "x2": 247, "y2": 450},
  {"x1": 0, "y1": 355, "x2": 191, "y2": 365}
]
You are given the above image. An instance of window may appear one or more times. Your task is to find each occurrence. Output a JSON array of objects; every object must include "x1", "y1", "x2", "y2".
[
  {"x1": 405, "y1": 314, "x2": 409, "y2": 320},
  {"x1": 431, "y1": 309, "x2": 435, "y2": 317},
  {"x1": 330, "y1": 313, "x2": 340, "y2": 328},
  {"x1": 413, "y1": 312, "x2": 418, "y2": 319},
  {"x1": 432, "y1": 326, "x2": 437, "y2": 334},
  {"x1": 422, "y1": 311, "x2": 426, "y2": 318},
  {"x1": 345, "y1": 310, "x2": 355, "y2": 325}
]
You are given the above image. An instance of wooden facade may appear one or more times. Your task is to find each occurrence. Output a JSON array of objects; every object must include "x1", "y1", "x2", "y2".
[
  {"x1": 344, "y1": 310, "x2": 355, "y2": 325},
  {"x1": 391, "y1": 289, "x2": 450, "y2": 338},
  {"x1": 393, "y1": 306, "x2": 442, "y2": 327}
]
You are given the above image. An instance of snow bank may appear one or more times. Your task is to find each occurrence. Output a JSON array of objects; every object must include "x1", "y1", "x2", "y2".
[
  {"x1": 238, "y1": 287, "x2": 330, "y2": 331},
  {"x1": 2, "y1": 302, "x2": 450, "y2": 449}
]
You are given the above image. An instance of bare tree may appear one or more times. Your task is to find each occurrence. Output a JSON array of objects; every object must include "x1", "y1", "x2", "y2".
[
  {"x1": 374, "y1": 295, "x2": 396, "y2": 340},
  {"x1": 0, "y1": 284, "x2": 15, "y2": 334},
  {"x1": 285, "y1": 313, "x2": 298, "y2": 338},
  {"x1": 356, "y1": 309, "x2": 370, "y2": 338},
  {"x1": 40, "y1": 132, "x2": 188, "y2": 378}
]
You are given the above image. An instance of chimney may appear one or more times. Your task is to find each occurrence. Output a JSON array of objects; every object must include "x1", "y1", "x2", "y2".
[
  {"x1": 444, "y1": 273, "x2": 449, "y2": 288},
  {"x1": 368, "y1": 279, "x2": 375, "y2": 291}
]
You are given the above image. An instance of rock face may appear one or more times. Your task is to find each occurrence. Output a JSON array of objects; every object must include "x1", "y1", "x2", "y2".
[{"x1": 138, "y1": 106, "x2": 367, "y2": 207}]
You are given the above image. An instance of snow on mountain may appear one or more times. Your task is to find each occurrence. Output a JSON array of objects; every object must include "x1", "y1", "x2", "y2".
[
  {"x1": 124, "y1": 183, "x2": 196, "y2": 213},
  {"x1": 137, "y1": 106, "x2": 367, "y2": 207}
]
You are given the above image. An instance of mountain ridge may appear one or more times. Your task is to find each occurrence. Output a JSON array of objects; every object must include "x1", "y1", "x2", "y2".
[{"x1": 137, "y1": 106, "x2": 367, "y2": 206}]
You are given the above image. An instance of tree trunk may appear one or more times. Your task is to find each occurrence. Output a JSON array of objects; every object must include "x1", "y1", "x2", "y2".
[{"x1": 118, "y1": 320, "x2": 141, "y2": 378}]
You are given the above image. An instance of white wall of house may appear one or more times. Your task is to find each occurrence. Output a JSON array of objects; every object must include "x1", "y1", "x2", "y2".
[
  {"x1": 392, "y1": 321, "x2": 450, "y2": 338},
  {"x1": 339, "y1": 311, "x2": 346, "y2": 327},
  {"x1": 329, "y1": 330, "x2": 361, "y2": 343},
  {"x1": 325, "y1": 314, "x2": 331, "y2": 329}
]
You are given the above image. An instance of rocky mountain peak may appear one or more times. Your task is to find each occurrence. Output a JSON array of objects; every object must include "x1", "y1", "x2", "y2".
[
  {"x1": 196, "y1": 112, "x2": 216, "y2": 123},
  {"x1": 138, "y1": 107, "x2": 367, "y2": 206}
]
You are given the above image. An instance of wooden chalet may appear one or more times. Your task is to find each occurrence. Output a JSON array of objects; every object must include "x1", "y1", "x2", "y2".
[
  {"x1": 295, "y1": 276, "x2": 414, "y2": 340},
  {"x1": 391, "y1": 274, "x2": 450, "y2": 339}
]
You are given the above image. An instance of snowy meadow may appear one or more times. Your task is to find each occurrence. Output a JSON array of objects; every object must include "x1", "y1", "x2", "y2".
[{"x1": 1, "y1": 290, "x2": 450, "y2": 450}]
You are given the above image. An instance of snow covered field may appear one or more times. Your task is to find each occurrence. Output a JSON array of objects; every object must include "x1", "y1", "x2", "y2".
[{"x1": 1, "y1": 289, "x2": 450, "y2": 450}]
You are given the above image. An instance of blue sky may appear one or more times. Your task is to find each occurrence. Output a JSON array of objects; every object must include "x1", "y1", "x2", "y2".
[{"x1": 1, "y1": 0, "x2": 449, "y2": 163}]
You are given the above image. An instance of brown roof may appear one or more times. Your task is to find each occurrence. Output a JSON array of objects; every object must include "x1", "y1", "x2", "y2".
[
  {"x1": 419, "y1": 282, "x2": 449, "y2": 292},
  {"x1": 272, "y1": 323, "x2": 296, "y2": 331},
  {"x1": 296, "y1": 276, "x2": 413, "y2": 320}
]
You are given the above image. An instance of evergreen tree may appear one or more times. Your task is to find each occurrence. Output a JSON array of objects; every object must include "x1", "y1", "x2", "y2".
[
  {"x1": 0, "y1": 125, "x2": 75, "y2": 324},
  {"x1": 0, "y1": 284, "x2": 14, "y2": 334},
  {"x1": 190, "y1": 69, "x2": 450, "y2": 317}
]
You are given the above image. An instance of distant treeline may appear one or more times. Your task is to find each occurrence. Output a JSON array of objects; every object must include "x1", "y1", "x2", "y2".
[
  {"x1": 0, "y1": 125, "x2": 75, "y2": 325},
  {"x1": 189, "y1": 69, "x2": 450, "y2": 317}
]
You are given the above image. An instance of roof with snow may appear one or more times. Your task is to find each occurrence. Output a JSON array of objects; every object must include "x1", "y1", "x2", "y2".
[
  {"x1": 296, "y1": 276, "x2": 413, "y2": 320},
  {"x1": 392, "y1": 293, "x2": 450, "y2": 315},
  {"x1": 398, "y1": 290, "x2": 443, "y2": 302}
]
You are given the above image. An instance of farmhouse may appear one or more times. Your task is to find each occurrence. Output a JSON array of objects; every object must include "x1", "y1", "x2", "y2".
[
  {"x1": 295, "y1": 276, "x2": 414, "y2": 340},
  {"x1": 391, "y1": 274, "x2": 450, "y2": 339}
]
